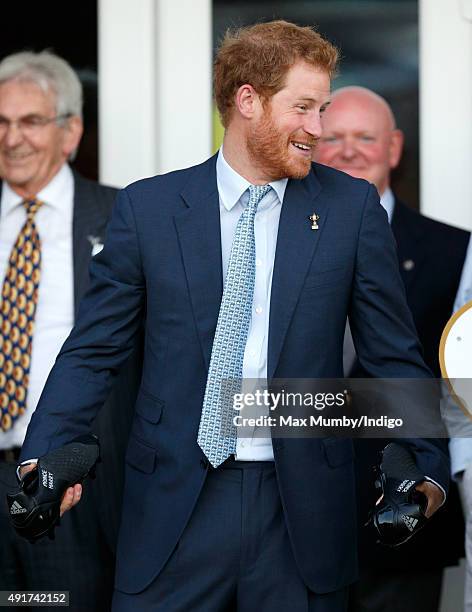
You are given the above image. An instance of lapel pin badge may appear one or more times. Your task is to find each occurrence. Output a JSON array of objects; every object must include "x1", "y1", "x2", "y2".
[
  {"x1": 309, "y1": 213, "x2": 320, "y2": 230},
  {"x1": 87, "y1": 235, "x2": 104, "y2": 257}
]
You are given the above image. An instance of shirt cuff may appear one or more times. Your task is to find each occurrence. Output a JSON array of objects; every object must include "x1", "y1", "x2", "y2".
[{"x1": 16, "y1": 459, "x2": 38, "y2": 481}]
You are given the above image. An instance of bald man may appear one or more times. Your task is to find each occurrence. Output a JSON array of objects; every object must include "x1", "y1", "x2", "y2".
[
  {"x1": 315, "y1": 87, "x2": 469, "y2": 612},
  {"x1": 316, "y1": 87, "x2": 402, "y2": 199}
]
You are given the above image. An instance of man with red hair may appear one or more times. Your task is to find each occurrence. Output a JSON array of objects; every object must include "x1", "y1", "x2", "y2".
[{"x1": 18, "y1": 22, "x2": 447, "y2": 611}]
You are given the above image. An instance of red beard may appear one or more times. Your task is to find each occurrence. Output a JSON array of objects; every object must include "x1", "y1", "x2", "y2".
[{"x1": 247, "y1": 107, "x2": 317, "y2": 180}]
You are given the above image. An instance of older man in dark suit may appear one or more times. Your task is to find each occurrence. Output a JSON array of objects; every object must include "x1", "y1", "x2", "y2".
[
  {"x1": 315, "y1": 85, "x2": 470, "y2": 612},
  {"x1": 0, "y1": 51, "x2": 138, "y2": 610}
]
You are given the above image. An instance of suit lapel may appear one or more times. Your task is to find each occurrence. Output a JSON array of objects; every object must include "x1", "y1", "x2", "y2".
[
  {"x1": 1, "y1": 175, "x2": 108, "y2": 320},
  {"x1": 268, "y1": 168, "x2": 327, "y2": 380},
  {"x1": 72, "y1": 172, "x2": 108, "y2": 319},
  {"x1": 174, "y1": 159, "x2": 331, "y2": 377},
  {"x1": 391, "y1": 198, "x2": 426, "y2": 292},
  {"x1": 174, "y1": 155, "x2": 223, "y2": 370}
]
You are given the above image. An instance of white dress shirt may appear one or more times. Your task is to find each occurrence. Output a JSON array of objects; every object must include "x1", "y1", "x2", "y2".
[
  {"x1": 0, "y1": 164, "x2": 74, "y2": 449},
  {"x1": 216, "y1": 149, "x2": 287, "y2": 460},
  {"x1": 379, "y1": 187, "x2": 395, "y2": 223}
]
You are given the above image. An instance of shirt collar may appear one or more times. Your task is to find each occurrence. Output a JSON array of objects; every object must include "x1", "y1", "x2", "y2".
[
  {"x1": 380, "y1": 187, "x2": 395, "y2": 224},
  {"x1": 1, "y1": 163, "x2": 73, "y2": 215},
  {"x1": 216, "y1": 147, "x2": 288, "y2": 211}
]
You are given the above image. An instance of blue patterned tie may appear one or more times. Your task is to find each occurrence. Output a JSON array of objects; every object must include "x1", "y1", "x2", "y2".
[{"x1": 197, "y1": 184, "x2": 271, "y2": 467}]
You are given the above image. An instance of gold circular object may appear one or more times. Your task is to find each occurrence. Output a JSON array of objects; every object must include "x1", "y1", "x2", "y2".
[
  {"x1": 8, "y1": 400, "x2": 19, "y2": 417},
  {"x1": 8, "y1": 267, "x2": 17, "y2": 283},
  {"x1": 4, "y1": 360, "x2": 14, "y2": 375},
  {"x1": 440, "y1": 299, "x2": 472, "y2": 421},
  {"x1": 3, "y1": 340, "x2": 12, "y2": 356},
  {"x1": 21, "y1": 353, "x2": 30, "y2": 369},
  {"x1": 19, "y1": 334, "x2": 29, "y2": 350},
  {"x1": 13, "y1": 366, "x2": 23, "y2": 382},
  {"x1": 25, "y1": 281, "x2": 34, "y2": 297},
  {"x1": 17, "y1": 253, "x2": 25, "y2": 270},
  {"x1": 9, "y1": 307, "x2": 19, "y2": 323},
  {"x1": 1, "y1": 413, "x2": 12, "y2": 431},
  {"x1": 2, "y1": 319, "x2": 11, "y2": 336}
]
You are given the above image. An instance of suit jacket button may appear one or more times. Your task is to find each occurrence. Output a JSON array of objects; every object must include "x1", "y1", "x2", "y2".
[{"x1": 402, "y1": 259, "x2": 415, "y2": 271}]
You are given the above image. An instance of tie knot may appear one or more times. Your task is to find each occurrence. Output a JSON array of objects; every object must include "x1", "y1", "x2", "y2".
[
  {"x1": 248, "y1": 184, "x2": 271, "y2": 209},
  {"x1": 23, "y1": 199, "x2": 43, "y2": 219}
]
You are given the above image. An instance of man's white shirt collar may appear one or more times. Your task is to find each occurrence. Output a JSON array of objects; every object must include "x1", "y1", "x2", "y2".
[
  {"x1": 1, "y1": 164, "x2": 73, "y2": 218},
  {"x1": 216, "y1": 148, "x2": 288, "y2": 210},
  {"x1": 380, "y1": 187, "x2": 395, "y2": 224}
]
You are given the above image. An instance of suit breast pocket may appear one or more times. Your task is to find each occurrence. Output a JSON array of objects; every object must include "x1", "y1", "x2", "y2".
[{"x1": 303, "y1": 266, "x2": 350, "y2": 292}]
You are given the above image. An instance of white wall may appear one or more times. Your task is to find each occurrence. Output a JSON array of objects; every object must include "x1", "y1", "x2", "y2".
[
  {"x1": 98, "y1": 0, "x2": 212, "y2": 187},
  {"x1": 420, "y1": 0, "x2": 472, "y2": 230},
  {"x1": 154, "y1": 1, "x2": 213, "y2": 175}
]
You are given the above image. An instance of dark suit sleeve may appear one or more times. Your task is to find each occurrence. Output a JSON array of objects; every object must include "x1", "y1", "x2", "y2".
[
  {"x1": 349, "y1": 184, "x2": 449, "y2": 491},
  {"x1": 20, "y1": 188, "x2": 145, "y2": 460}
]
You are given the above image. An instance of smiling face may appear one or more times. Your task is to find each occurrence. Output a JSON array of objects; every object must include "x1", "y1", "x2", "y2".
[
  {"x1": 244, "y1": 61, "x2": 331, "y2": 181},
  {"x1": 0, "y1": 79, "x2": 82, "y2": 198},
  {"x1": 314, "y1": 87, "x2": 403, "y2": 195},
  {"x1": 248, "y1": 62, "x2": 331, "y2": 181}
]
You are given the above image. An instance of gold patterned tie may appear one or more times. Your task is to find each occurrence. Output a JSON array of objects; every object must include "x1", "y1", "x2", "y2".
[{"x1": 0, "y1": 199, "x2": 43, "y2": 432}]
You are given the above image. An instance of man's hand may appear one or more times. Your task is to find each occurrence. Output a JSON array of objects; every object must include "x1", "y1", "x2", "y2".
[
  {"x1": 59, "y1": 484, "x2": 82, "y2": 516},
  {"x1": 415, "y1": 480, "x2": 444, "y2": 518},
  {"x1": 376, "y1": 480, "x2": 444, "y2": 519},
  {"x1": 19, "y1": 463, "x2": 36, "y2": 479},
  {"x1": 19, "y1": 463, "x2": 82, "y2": 517}
]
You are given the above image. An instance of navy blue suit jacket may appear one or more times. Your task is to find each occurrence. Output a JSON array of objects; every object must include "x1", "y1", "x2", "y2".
[
  {"x1": 20, "y1": 156, "x2": 449, "y2": 594},
  {"x1": 352, "y1": 198, "x2": 469, "y2": 571}
]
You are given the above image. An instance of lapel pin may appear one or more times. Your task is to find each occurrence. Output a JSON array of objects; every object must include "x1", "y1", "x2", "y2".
[
  {"x1": 87, "y1": 235, "x2": 104, "y2": 257},
  {"x1": 309, "y1": 213, "x2": 320, "y2": 230},
  {"x1": 402, "y1": 259, "x2": 415, "y2": 271}
]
